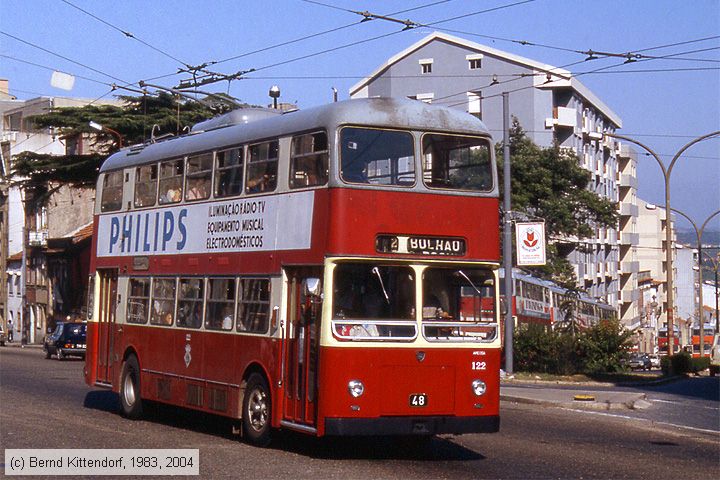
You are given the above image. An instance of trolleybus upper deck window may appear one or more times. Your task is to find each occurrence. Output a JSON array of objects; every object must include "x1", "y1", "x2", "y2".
[
  {"x1": 422, "y1": 267, "x2": 497, "y2": 342},
  {"x1": 185, "y1": 153, "x2": 213, "y2": 201},
  {"x1": 332, "y1": 263, "x2": 416, "y2": 340},
  {"x1": 134, "y1": 164, "x2": 158, "y2": 208},
  {"x1": 215, "y1": 147, "x2": 244, "y2": 198},
  {"x1": 246, "y1": 141, "x2": 279, "y2": 194},
  {"x1": 340, "y1": 127, "x2": 415, "y2": 186},
  {"x1": 159, "y1": 159, "x2": 184, "y2": 204},
  {"x1": 101, "y1": 171, "x2": 123, "y2": 212},
  {"x1": 422, "y1": 134, "x2": 492, "y2": 192},
  {"x1": 290, "y1": 132, "x2": 328, "y2": 189}
]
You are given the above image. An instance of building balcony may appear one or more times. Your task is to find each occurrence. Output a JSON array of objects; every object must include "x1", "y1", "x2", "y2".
[
  {"x1": 618, "y1": 173, "x2": 638, "y2": 189},
  {"x1": 620, "y1": 289, "x2": 640, "y2": 304},
  {"x1": 619, "y1": 232, "x2": 639, "y2": 246},
  {"x1": 546, "y1": 106, "x2": 577, "y2": 128},
  {"x1": 619, "y1": 260, "x2": 640, "y2": 275},
  {"x1": 27, "y1": 229, "x2": 48, "y2": 247},
  {"x1": 619, "y1": 203, "x2": 639, "y2": 217}
]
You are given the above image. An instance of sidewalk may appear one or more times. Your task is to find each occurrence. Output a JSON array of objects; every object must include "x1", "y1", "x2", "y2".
[
  {"x1": 1, "y1": 341, "x2": 43, "y2": 349},
  {"x1": 500, "y1": 383, "x2": 651, "y2": 411}
]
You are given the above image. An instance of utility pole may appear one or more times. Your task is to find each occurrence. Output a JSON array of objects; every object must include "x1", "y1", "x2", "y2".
[{"x1": 503, "y1": 92, "x2": 513, "y2": 374}]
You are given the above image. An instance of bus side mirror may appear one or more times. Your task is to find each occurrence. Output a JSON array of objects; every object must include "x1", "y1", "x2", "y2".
[{"x1": 303, "y1": 278, "x2": 322, "y2": 297}]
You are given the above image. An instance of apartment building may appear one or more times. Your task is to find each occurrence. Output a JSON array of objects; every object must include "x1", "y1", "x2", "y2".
[
  {"x1": 1, "y1": 79, "x2": 119, "y2": 343},
  {"x1": 350, "y1": 32, "x2": 633, "y2": 315},
  {"x1": 636, "y1": 198, "x2": 676, "y2": 334}
]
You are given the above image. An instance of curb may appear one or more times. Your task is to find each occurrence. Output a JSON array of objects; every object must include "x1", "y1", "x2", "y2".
[{"x1": 500, "y1": 393, "x2": 649, "y2": 411}]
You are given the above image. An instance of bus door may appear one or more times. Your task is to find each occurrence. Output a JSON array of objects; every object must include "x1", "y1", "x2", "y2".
[
  {"x1": 96, "y1": 269, "x2": 118, "y2": 385},
  {"x1": 282, "y1": 268, "x2": 323, "y2": 428}
]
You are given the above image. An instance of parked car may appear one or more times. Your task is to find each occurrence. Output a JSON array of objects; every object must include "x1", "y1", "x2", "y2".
[
  {"x1": 649, "y1": 354, "x2": 661, "y2": 369},
  {"x1": 0, "y1": 324, "x2": 6, "y2": 346},
  {"x1": 43, "y1": 322, "x2": 86, "y2": 360},
  {"x1": 627, "y1": 353, "x2": 652, "y2": 371}
]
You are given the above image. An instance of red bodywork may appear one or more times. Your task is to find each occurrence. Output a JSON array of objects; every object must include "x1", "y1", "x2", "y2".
[{"x1": 85, "y1": 188, "x2": 501, "y2": 435}]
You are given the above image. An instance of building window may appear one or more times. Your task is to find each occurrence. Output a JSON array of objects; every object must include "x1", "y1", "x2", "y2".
[
  {"x1": 419, "y1": 58, "x2": 433, "y2": 74},
  {"x1": 466, "y1": 54, "x2": 483, "y2": 70},
  {"x1": 467, "y1": 91, "x2": 482, "y2": 119}
]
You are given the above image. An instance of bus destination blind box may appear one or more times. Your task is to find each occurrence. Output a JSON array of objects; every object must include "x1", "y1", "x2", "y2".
[{"x1": 376, "y1": 234, "x2": 466, "y2": 256}]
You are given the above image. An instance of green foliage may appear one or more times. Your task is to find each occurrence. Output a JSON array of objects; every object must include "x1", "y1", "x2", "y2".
[
  {"x1": 668, "y1": 352, "x2": 692, "y2": 375},
  {"x1": 9, "y1": 92, "x2": 239, "y2": 206},
  {"x1": 513, "y1": 324, "x2": 579, "y2": 375},
  {"x1": 576, "y1": 320, "x2": 633, "y2": 373},
  {"x1": 514, "y1": 320, "x2": 632, "y2": 375},
  {"x1": 497, "y1": 119, "x2": 619, "y2": 286},
  {"x1": 690, "y1": 357, "x2": 711, "y2": 374}
]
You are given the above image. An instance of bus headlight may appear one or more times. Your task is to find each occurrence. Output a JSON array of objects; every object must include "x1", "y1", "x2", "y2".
[
  {"x1": 472, "y1": 379, "x2": 487, "y2": 396},
  {"x1": 348, "y1": 380, "x2": 365, "y2": 398}
]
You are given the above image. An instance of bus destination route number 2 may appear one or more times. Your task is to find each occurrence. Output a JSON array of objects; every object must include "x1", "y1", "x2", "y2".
[{"x1": 376, "y1": 235, "x2": 466, "y2": 256}]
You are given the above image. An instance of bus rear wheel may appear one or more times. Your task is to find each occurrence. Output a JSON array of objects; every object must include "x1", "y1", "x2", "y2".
[
  {"x1": 120, "y1": 355, "x2": 143, "y2": 419},
  {"x1": 242, "y1": 373, "x2": 271, "y2": 447}
]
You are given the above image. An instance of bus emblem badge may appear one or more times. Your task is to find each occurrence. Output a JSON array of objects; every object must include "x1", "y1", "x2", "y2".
[
  {"x1": 184, "y1": 344, "x2": 192, "y2": 368},
  {"x1": 416, "y1": 351, "x2": 426, "y2": 362}
]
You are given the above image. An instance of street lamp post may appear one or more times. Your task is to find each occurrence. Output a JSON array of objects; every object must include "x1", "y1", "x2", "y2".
[
  {"x1": 88, "y1": 121, "x2": 124, "y2": 148},
  {"x1": 604, "y1": 131, "x2": 720, "y2": 355},
  {"x1": 655, "y1": 208, "x2": 720, "y2": 356}
]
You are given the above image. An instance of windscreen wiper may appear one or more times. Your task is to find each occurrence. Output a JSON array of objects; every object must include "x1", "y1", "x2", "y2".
[{"x1": 371, "y1": 266, "x2": 390, "y2": 304}]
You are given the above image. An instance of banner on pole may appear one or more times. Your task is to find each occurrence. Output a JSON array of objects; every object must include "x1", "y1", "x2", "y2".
[{"x1": 515, "y1": 222, "x2": 546, "y2": 266}]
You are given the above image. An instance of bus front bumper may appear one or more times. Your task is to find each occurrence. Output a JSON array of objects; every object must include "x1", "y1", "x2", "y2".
[{"x1": 324, "y1": 415, "x2": 499, "y2": 436}]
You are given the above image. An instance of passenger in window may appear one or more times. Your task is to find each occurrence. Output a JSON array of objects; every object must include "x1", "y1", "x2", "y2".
[
  {"x1": 162, "y1": 312, "x2": 173, "y2": 325},
  {"x1": 222, "y1": 306, "x2": 233, "y2": 330},
  {"x1": 247, "y1": 173, "x2": 271, "y2": 193},
  {"x1": 165, "y1": 188, "x2": 181, "y2": 203},
  {"x1": 186, "y1": 179, "x2": 209, "y2": 200}
]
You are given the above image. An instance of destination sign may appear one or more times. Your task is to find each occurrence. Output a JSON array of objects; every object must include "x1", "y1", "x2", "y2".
[{"x1": 376, "y1": 235, "x2": 466, "y2": 256}]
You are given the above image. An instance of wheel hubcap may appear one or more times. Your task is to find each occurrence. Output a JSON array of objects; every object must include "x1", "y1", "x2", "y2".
[
  {"x1": 247, "y1": 388, "x2": 268, "y2": 432},
  {"x1": 124, "y1": 373, "x2": 136, "y2": 406}
]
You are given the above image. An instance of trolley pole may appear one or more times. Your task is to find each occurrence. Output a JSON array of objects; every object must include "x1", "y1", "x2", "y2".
[{"x1": 502, "y1": 92, "x2": 514, "y2": 375}]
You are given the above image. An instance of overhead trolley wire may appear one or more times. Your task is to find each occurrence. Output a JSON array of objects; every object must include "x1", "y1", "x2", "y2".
[
  {"x1": 59, "y1": 0, "x2": 191, "y2": 68},
  {"x1": 0, "y1": 54, "x2": 112, "y2": 87},
  {"x1": 0, "y1": 30, "x2": 131, "y2": 85}
]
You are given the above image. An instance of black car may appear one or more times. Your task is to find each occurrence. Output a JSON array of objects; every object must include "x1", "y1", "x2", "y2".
[{"x1": 43, "y1": 322, "x2": 86, "y2": 360}]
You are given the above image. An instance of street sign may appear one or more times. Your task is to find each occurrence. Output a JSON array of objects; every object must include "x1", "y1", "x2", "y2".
[{"x1": 515, "y1": 222, "x2": 546, "y2": 266}]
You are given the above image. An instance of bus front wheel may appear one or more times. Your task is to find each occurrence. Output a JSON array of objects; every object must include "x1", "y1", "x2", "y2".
[
  {"x1": 242, "y1": 373, "x2": 271, "y2": 447},
  {"x1": 120, "y1": 355, "x2": 143, "y2": 419}
]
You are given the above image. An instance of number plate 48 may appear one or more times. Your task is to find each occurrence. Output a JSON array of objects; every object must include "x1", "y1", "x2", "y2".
[{"x1": 409, "y1": 393, "x2": 427, "y2": 407}]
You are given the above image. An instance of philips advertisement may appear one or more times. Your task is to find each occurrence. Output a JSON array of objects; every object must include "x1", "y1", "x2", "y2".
[{"x1": 96, "y1": 191, "x2": 314, "y2": 257}]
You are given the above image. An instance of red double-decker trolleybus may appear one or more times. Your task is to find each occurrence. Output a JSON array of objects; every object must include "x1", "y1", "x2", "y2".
[{"x1": 84, "y1": 97, "x2": 501, "y2": 445}]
